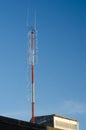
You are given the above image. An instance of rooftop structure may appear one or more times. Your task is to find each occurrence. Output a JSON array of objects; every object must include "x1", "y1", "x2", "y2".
[
  {"x1": 0, "y1": 116, "x2": 62, "y2": 130},
  {"x1": 35, "y1": 114, "x2": 79, "y2": 130}
]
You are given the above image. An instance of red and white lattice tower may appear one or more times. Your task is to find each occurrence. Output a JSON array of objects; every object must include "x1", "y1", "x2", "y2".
[
  {"x1": 28, "y1": 26, "x2": 38, "y2": 123},
  {"x1": 31, "y1": 30, "x2": 35, "y2": 123}
]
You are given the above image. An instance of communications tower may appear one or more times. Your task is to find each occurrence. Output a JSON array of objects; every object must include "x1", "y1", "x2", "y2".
[{"x1": 28, "y1": 25, "x2": 38, "y2": 123}]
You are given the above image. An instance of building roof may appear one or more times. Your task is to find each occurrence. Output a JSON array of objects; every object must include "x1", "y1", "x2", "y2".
[
  {"x1": 35, "y1": 114, "x2": 79, "y2": 130},
  {"x1": 52, "y1": 114, "x2": 79, "y2": 122},
  {"x1": 35, "y1": 114, "x2": 79, "y2": 122},
  {"x1": 0, "y1": 116, "x2": 45, "y2": 130},
  {"x1": 0, "y1": 115, "x2": 62, "y2": 130}
]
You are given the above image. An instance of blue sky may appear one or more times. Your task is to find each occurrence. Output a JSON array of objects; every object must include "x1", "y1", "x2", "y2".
[{"x1": 0, "y1": 0, "x2": 86, "y2": 130}]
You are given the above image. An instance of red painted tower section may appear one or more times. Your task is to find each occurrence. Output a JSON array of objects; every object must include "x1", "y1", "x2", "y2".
[{"x1": 31, "y1": 31, "x2": 35, "y2": 123}]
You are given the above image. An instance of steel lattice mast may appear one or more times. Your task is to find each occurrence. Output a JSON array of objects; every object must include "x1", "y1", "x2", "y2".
[
  {"x1": 28, "y1": 26, "x2": 38, "y2": 123},
  {"x1": 31, "y1": 30, "x2": 35, "y2": 123}
]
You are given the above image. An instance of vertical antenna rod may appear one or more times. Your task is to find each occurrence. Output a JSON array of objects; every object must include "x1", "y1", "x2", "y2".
[{"x1": 31, "y1": 30, "x2": 35, "y2": 123}]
